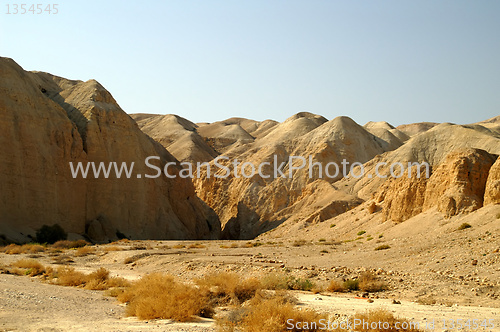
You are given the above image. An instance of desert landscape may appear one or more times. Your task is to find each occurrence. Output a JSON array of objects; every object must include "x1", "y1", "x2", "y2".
[{"x1": 0, "y1": 55, "x2": 499, "y2": 331}]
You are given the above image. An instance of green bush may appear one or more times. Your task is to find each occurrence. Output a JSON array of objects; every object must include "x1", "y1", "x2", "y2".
[{"x1": 36, "y1": 224, "x2": 67, "y2": 244}]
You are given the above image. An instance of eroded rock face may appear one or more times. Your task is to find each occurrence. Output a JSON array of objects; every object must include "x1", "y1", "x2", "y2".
[
  {"x1": 0, "y1": 57, "x2": 220, "y2": 242},
  {"x1": 423, "y1": 149, "x2": 497, "y2": 217},
  {"x1": 377, "y1": 148, "x2": 497, "y2": 222},
  {"x1": 195, "y1": 115, "x2": 391, "y2": 239},
  {"x1": 484, "y1": 157, "x2": 500, "y2": 205}
]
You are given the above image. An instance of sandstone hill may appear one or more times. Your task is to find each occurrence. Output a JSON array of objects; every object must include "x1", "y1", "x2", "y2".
[
  {"x1": 2, "y1": 56, "x2": 499, "y2": 244},
  {"x1": 0, "y1": 57, "x2": 220, "y2": 243},
  {"x1": 130, "y1": 107, "x2": 499, "y2": 240}
]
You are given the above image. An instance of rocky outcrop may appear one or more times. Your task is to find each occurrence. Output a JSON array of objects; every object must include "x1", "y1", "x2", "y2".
[
  {"x1": 0, "y1": 57, "x2": 220, "y2": 242},
  {"x1": 484, "y1": 157, "x2": 500, "y2": 205},
  {"x1": 423, "y1": 149, "x2": 496, "y2": 217},
  {"x1": 376, "y1": 148, "x2": 497, "y2": 222},
  {"x1": 195, "y1": 115, "x2": 391, "y2": 239}
]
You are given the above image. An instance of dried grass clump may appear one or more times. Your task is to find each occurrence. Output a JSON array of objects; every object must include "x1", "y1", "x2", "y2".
[
  {"x1": 54, "y1": 266, "x2": 129, "y2": 290},
  {"x1": 218, "y1": 292, "x2": 326, "y2": 332},
  {"x1": 352, "y1": 308, "x2": 421, "y2": 331},
  {"x1": 457, "y1": 223, "x2": 472, "y2": 230},
  {"x1": 104, "y1": 246, "x2": 122, "y2": 252},
  {"x1": 292, "y1": 239, "x2": 307, "y2": 247},
  {"x1": 326, "y1": 280, "x2": 346, "y2": 293},
  {"x1": 12, "y1": 259, "x2": 46, "y2": 276},
  {"x1": 52, "y1": 240, "x2": 89, "y2": 249},
  {"x1": 374, "y1": 244, "x2": 391, "y2": 251},
  {"x1": 196, "y1": 272, "x2": 261, "y2": 305},
  {"x1": 359, "y1": 272, "x2": 387, "y2": 292},
  {"x1": 55, "y1": 267, "x2": 87, "y2": 287},
  {"x1": 187, "y1": 243, "x2": 206, "y2": 249},
  {"x1": 118, "y1": 273, "x2": 211, "y2": 321},
  {"x1": 74, "y1": 246, "x2": 95, "y2": 257},
  {"x1": 260, "y1": 272, "x2": 315, "y2": 292},
  {"x1": 2, "y1": 244, "x2": 45, "y2": 254}
]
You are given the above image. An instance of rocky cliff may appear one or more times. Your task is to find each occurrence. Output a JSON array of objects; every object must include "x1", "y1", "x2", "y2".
[{"x1": 0, "y1": 57, "x2": 220, "y2": 242}]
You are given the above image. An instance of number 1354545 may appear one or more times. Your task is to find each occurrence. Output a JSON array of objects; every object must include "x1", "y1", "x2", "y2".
[{"x1": 6, "y1": 4, "x2": 58, "y2": 14}]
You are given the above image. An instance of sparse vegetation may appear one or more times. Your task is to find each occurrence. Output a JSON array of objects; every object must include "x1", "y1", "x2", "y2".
[
  {"x1": 457, "y1": 222, "x2": 472, "y2": 230},
  {"x1": 358, "y1": 272, "x2": 386, "y2": 292},
  {"x1": 327, "y1": 272, "x2": 386, "y2": 293},
  {"x1": 292, "y1": 239, "x2": 307, "y2": 247},
  {"x1": 52, "y1": 240, "x2": 88, "y2": 249},
  {"x1": 1, "y1": 244, "x2": 45, "y2": 254},
  {"x1": 375, "y1": 244, "x2": 391, "y2": 251},
  {"x1": 35, "y1": 224, "x2": 67, "y2": 244},
  {"x1": 74, "y1": 246, "x2": 95, "y2": 257},
  {"x1": 12, "y1": 259, "x2": 46, "y2": 276},
  {"x1": 330, "y1": 224, "x2": 336, "y2": 228},
  {"x1": 352, "y1": 308, "x2": 421, "y2": 331},
  {"x1": 118, "y1": 273, "x2": 211, "y2": 321},
  {"x1": 357, "y1": 230, "x2": 366, "y2": 236},
  {"x1": 217, "y1": 292, "x2": 326, "y2": 332},
  {"x1": 187, "y1": 243, "x2": 206, "y2": 249}
]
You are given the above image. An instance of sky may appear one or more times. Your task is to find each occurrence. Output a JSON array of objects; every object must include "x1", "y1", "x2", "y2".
[{"x1": 1, "y1": 0, "x2": 499, "y2": 125}]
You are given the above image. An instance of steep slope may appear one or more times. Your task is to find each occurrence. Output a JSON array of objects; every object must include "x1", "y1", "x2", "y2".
[
  {"x1": 376, "y1": 148, "x2": 497, "y2": 223},
  {"x1": 0, "y1": 57, "x2": 220, "y2": 242},
  {"x1": 344, "y1": 123, "x2": 500, "y2": 202},
  {"x1": 197, "y1": 121, "x2": 255, "y2": 153},
  {"x1": 363, "y1": 121, "x2": 409, "y2": 150},
  {"x1": 131, "y1": 113, "x2": 218, "y2": 163},
  {"x1": 194, "y1": 114, "x2": 391, "y2": 239}
]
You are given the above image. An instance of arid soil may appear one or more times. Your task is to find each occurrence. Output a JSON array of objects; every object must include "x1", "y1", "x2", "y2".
[{"x1": 1, "y1": 222, "x2": 499, "y2": 332}]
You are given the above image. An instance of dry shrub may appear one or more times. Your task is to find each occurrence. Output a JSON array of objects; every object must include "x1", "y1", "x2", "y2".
[
  {"x1": 124, "y1": 252, "x2": 150, "y2": 264},
  {"x1": 196, "y1": 272, "x2": 261, "y2": 305},
  {"x1": 188, "y1": 243, "x2": 206, "y2": 249},
  {"x1": 260, "y1": 272, "x2": 315, "y2": 292},
  {"x1": 374, "y1": 245, "x2": 390, "y2": 251},
  {"x1": 457, "y1": 223, "x2": 472, "y2": 230},
  {"x1": 172, "y1": 244, "x2": 186, "y2": 249},
  {"x1": 218, "y1": 293, "x2": 326, "y2": 332},
  {"x1": 51, "y1": 255, "x2": 74, "y2": 265},
  {"x1": 327, "y1": 280, "x2": 346, "y2": 293},
  {"x1": 74, "y1": 246, "x2": 95, "y2": 257},
  {"x1": 12, "y1": 259, "x2": 45, "y2": 276},
  {"x1": 2, "y1": 244, "x2": 45, "y2": 254},
  {"x1": 292, "y1": 239, "x2": 307, "y2": 247},
  {"x1": 359, "y1": 272, "x2": 387, "y2": 292},
  {"x1": 55, "y1": 267, "x2": 87, "y2": 287},
  {"x1": 52, "y1": 240, "x2": 88, "y2": 249},
  {"x1": 261, "y1": 272, "x2": 290, "y2": 290},
  {"x1": 352, "y1": 308, "x2": 421, "y2": 331},
  {"x1": 84, "y1": 267, "x2": 110, "y2": 290},
  {"x1": 104, "y1": 246, "x2": 122, "y2": 252},
  {"x1": 118, "y1": 273, "x2": 211, "y2": 321}
]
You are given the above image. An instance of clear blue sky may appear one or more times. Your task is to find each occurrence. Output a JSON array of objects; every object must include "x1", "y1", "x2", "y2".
[{"x1": 2, "y1": 1, "x2": 499, "y2": 125}]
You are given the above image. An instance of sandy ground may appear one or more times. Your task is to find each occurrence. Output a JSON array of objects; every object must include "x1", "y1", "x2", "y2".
[{"x1": 0, "y1": 234, "x2": 499, "y2": 331}]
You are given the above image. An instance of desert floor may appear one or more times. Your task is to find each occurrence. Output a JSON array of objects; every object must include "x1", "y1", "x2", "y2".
[{"x1": 0, "y1": 232, "x2": 499, "y2": 331}]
